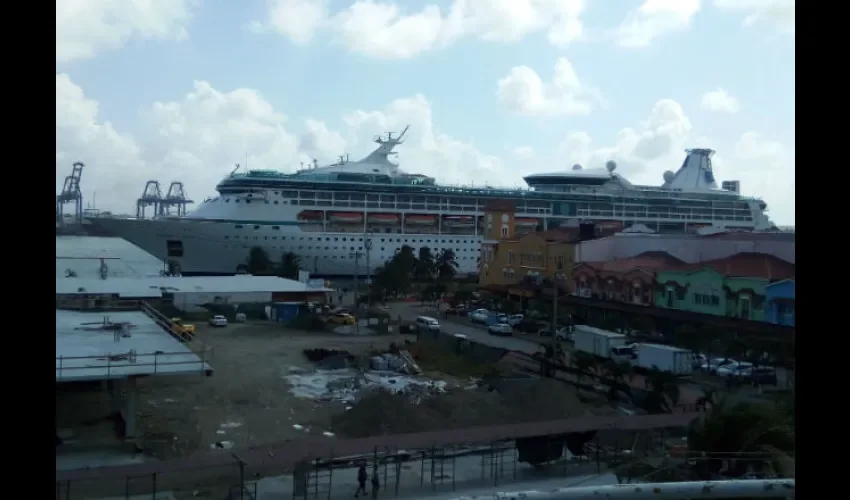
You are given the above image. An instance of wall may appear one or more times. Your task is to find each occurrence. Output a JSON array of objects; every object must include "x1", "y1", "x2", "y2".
[
  {"x1": 765, "y1": 280, "x2": 795, "y2": 326},
  {"x1": 655, "y1": 270, "x2": 772, "y2": 321},
  {"x1": 480, "y1": 233, "x2": 575, "y2": 287},
  {"x1": 171, "y1": 291, "x2": 273, "y2": 313},
  {"x1": 578, "y1": 234, "x2": 795, "y2": 264}
]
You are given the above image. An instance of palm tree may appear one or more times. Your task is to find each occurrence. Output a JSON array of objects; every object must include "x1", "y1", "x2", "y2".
[
  {"x1": 278, "y1": 251, "x2": 301, "y2": 279},
  {"x1": 414, "y1": 246, "x2": 436, "y2": 282},
  {"x1": 435, "y1": 249, "x2": 458, "y2": 283},
  {"x1": 687, "y1": 397, "x2": 795, "y2": 479},
  {"x1": 246, "y1": 246, "x2": 273, "y2": 275}
]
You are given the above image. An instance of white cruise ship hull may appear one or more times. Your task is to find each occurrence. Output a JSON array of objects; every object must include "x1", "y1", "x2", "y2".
[{"x1": 92, "y1": 217, "x2": 483, "y2": 277}]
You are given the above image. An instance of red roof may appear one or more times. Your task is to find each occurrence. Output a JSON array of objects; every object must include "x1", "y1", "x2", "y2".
[
  {"x1": 577, "y1": 251, "x2": 685, "y2": 274},
  {"x1": 671, "y1": 252, "x2": 794, "y2": 280}
]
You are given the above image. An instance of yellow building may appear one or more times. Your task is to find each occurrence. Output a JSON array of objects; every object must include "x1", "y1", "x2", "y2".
[{"x1": 479, "y1": 202, "x2": 578, "y2": 290}]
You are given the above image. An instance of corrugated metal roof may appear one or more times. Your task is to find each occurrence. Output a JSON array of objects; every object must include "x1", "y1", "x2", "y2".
[
  {"x1": 55, "y1": 276, "x2": 331, "y2": 296},
  {"x1": 55, "y1": 279, "x2": 163, "y2": 298}
]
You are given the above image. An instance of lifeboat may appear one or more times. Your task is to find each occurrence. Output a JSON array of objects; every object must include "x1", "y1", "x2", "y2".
[
  {"x1": 596, "y1": 220, "x2": 624, "y2": 231},
  {"x1": 443, "y1": 215, "x2": 474, "y2": 227},
  {"x1": 297, "y1": 210, "x2": 324, "y2": 222},
  {"x1": 367, "y1": 213, "x2": 399, "y2": 224},
  {"x1": 405, "y1": 214, "x2": 437, "y2": 226},
  {"x1": 328, "y1": 212, "x2": 363, "y2": 224},
  {"x1": 514, "y1": 218, "x2": 539, "y2": 228}
]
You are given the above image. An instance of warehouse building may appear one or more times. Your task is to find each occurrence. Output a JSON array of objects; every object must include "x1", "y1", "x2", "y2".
[{"x1": 56, "y1": 275, "x2": 332, "y2": 312}]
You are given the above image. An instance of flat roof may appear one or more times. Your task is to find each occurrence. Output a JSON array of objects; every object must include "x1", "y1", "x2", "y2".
[
  {"x1": 56, "y1": 275, "x2": 332, "y2": 297},
  {"x1": 56, "y1": 310, "x2": 212, "y2": 382}
]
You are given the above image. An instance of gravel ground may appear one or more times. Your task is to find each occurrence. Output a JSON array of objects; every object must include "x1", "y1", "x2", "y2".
[{"x1": 135, "y1": 322, "x2": 413, "y2": 459}]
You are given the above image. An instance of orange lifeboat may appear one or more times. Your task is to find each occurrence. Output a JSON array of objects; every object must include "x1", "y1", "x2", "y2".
[
  {"x1": 443, "y1": 215, "x2": 474, "y2": 227},
  {"x1": 367, "y1": 213, "x2": 399, "y2": 224},
  {"x1": 405, "y1": 214, "x2": 437, "y2": 226},
  {"x1": 329, "y1": 212, "x2": 363, "y2": 224},
  {"x1": 297, "y1": 210, "x2": 324, "y2": 222}
]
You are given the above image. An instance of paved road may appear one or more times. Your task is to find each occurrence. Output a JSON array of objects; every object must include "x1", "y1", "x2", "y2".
[{"x1": 388, "y1": 301, "x2": 542, "y2": 354}]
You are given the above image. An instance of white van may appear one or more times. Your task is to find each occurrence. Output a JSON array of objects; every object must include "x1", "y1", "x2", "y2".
[{"x1": 416, "y1": 316, "x2": 441, "y2": 333}]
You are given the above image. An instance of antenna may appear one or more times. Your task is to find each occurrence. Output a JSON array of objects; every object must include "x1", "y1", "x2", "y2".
[{"x1": 230, "y1": 164, "x2": 240, "y2": 176}]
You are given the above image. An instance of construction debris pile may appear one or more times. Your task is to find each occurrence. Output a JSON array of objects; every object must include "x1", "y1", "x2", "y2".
[{"x1": 332, "y1": 378, "x2": 617, "y2": 438}]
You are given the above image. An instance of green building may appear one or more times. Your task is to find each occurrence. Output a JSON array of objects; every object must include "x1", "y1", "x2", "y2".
[{"x1": 654, "y1": 252, "x2": 795, "y2": 322}]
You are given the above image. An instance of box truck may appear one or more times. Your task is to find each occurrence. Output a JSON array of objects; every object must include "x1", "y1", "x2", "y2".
[
  {"x1": 572, "y1": 325, "x2": 628, "y2": 359},
  {"x1": 635, "y1": 343, "x2": 692, "y2": 374}
]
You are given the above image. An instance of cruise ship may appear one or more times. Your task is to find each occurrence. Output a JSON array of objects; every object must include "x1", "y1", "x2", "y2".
[{"x1": 92, "y1": 127, "x2": 774, "y2": 277}]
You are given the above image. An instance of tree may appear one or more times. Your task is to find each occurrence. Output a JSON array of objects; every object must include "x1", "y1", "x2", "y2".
[
  {"x1": 570, "y1": 351, "x2": 597, "y2": 388},
  {"x1": 414, "y1": 246, "x2": 436, "y2": 282},
  {"x1": 435, "y1": 249, "x2": 458, "y2": 283},
  {"x1": 601, "y1": 360, "x2": 634, "y2": 403},
  {"x1": 246, "y1": 246, "x2": 274, "y2": 275},
  {"x1": 370, "y1": 245, "x2": 415, "y2": 299},
  {"x1": 278, "y1": 251, "x2": 301, "y2": 280},
  {"x1": 639, "y1": 368, "x2": 681, "y2": 414},
  {"x1": 687, "y1": 397, "x2": 795, "y2": 479}
]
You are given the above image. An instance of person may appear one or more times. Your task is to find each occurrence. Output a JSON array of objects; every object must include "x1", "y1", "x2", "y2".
[
  {"x1": 371, "y1": 466, "x2": 380, "y2": 498},
  {"x1": 355, "y1": 463, "x2": 367, "y2": 497}
]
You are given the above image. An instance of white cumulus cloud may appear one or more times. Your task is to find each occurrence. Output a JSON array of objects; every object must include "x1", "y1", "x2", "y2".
[
  {"x1": 700, "y1": 88, "x2": 740, "y2": 114},
  {"x1": 497, "y1": 58, "x2": 605, "y2": 117},
  {"x1": 613, "y1": 0, "x2": 702, "y2": 49},
  {"x1": 714, "y1": 0, "x2": 795, "y2": 35},
  {"x1": 249, "y1": 0, "x2": 587, "y2": 59},
  {"x1": 56, "y1": 0, "x2": 198, "y2": 64}
]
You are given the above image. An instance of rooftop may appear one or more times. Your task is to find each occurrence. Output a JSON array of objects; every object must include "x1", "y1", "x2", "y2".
[
  {"x1": 56, "y1": 275, "x2": 332, "y2": 297},
  {"x1": 669, "y1": 252, "x2": 795, "y2": 280},
  {"x1": 56, "y1": 310, "x2": 212, "y2": 382},
  {"x1": 577, "y1": 251, "x2": 685, "y2": 273}
]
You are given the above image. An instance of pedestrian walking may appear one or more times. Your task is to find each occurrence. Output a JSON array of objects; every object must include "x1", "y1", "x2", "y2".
[
  {"x1": 371, "y1": 466, "x2": 380, "y2": 498},
  {"x1": 355, "y1": 463, "x2": 367, "y2": 497}
]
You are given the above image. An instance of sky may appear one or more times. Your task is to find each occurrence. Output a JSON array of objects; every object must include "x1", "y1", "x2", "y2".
[{"x1": 56, "y1": 0, "x2": 795, "y2": 225}]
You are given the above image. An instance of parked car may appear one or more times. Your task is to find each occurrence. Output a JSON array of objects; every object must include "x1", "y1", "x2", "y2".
[
  {"x1": 700, "y1": 357, "x2": 735, "y2": 374},
  {"x1": 507, "y1": 314, "x2": 524, "y2": 326},
  {"x1": 692, "y1": 353, "x2": 708, "y2": 369},
  {"x1": 415, "y1": 316, "x2": 441, "y2": 333},
  {"x1": 716, "y1": 361, "x2": 754, "y2": 377},
  {"x1": 470, "y1": 309, "x2": 489, "y2": 323},
  {"x1": 329, "y1": 313, "x2": 356, "y2": 325},
  {"x1": 209, "y1": 315, "x2": 228, "y2": 327},
  {"x1": 488, "y1": 323, "x2": 513, "y2": 336}
]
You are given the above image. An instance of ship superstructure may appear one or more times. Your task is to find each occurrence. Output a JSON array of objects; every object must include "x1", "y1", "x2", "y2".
[{"x1": 93, "y1": 127, "x2": 773, "y2": 276}]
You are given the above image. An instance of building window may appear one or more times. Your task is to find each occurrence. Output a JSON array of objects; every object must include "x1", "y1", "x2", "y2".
[
  {"x1": 507, "y1": 251, "x2": 513, "y2": 264},
  {"x1": 501, "y1": 227, "x2": 509, "y2": 237}
]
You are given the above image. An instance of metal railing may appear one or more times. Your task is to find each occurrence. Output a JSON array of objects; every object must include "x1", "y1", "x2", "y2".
[
  {"x1": 448, "y1": 479, "x2": 795, "y2": 499},
  {"x1": 55, "y1": 348, "x2": 211, "y2": 379}
]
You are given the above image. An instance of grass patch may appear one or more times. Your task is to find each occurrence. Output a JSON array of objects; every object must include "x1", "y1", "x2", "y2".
[{"x1": 409, "y1": 339, "x2": 505, "y2": 379}]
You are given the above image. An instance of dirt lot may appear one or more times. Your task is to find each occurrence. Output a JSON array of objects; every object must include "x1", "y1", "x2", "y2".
[{"x1": 135, "y1": 322, "x2": 414, "y2": 459}]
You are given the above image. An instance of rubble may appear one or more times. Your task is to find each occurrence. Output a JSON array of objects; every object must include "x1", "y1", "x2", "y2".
[{"x1": 283, "y1": 369, "x2": 450, "y2": 405}]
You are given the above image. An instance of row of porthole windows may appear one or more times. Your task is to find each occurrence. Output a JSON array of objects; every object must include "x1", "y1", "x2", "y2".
[
  {"x1": 228, "y1": 229, "x2": 476, "y2": 246},
  {"x1": 222, "y1": 236, "x2": 476, "y2": 257},
  {"x1": 223, "y1": 244, "x2": 476, "y2": 260}
]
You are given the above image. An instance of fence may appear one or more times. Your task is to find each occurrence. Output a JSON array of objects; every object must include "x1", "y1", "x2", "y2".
[{"x1": 55, "y1": 348, "x2": 213, "y2": 380}]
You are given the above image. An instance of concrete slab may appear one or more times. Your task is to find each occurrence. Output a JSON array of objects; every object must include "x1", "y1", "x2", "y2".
[
  {"x1": 56, "y1": 310, "x2": 212, "y2": 382},
  {"x1": 56, "y1": 447, "x2": 154, "y2": 471}
]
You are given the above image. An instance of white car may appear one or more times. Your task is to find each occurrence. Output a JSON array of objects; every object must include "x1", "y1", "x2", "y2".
[
  {"x1": 716, "y1": 361, "x2": 753, "y2": 377},
  {"x1": 507, "y1": 314, "x2": 524, "y2": 326},
  {"x1": 700, "y1": 357, "x2": 734, "y2": 374},
  {"x1": 209, "y1": 315, "x2": 228, "y2": 327},
  {"x1": 469, "y1": 309, "x2": 489, "y2": 323},
  {"x1": 488, "y1": 323, "x2": 513, "y2": 336}
]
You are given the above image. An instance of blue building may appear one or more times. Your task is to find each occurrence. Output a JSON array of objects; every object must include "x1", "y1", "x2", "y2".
[{"x1": 765, "y1": 279, "x2": 795, "y2": 326}]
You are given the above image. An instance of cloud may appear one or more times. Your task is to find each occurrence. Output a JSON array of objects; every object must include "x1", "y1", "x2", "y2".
[
  {"x1": 56, "y1": 0, "x2": 198, "y2": 64},
  {"x1": 512, "y1": 146, "x2": 535, "y2": 159},
  {"x1": 497, "y1": 58, "x2": 605, "y2": 117},
  {"x1": 56, "y1": 74, "x2": 525, "y2": 214},
  {"x1": 613, "y1": 0, "x2": 702, "y2": 49},
  {"x1": 713, "y1": 0, "x2": 795, "y2": 34},
  {"x1": 249, "y1": 0, "x2": 587, "y2": 59},
  {"x1": 700, "y1": 88, "x2": 740, "y2": 114}
]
